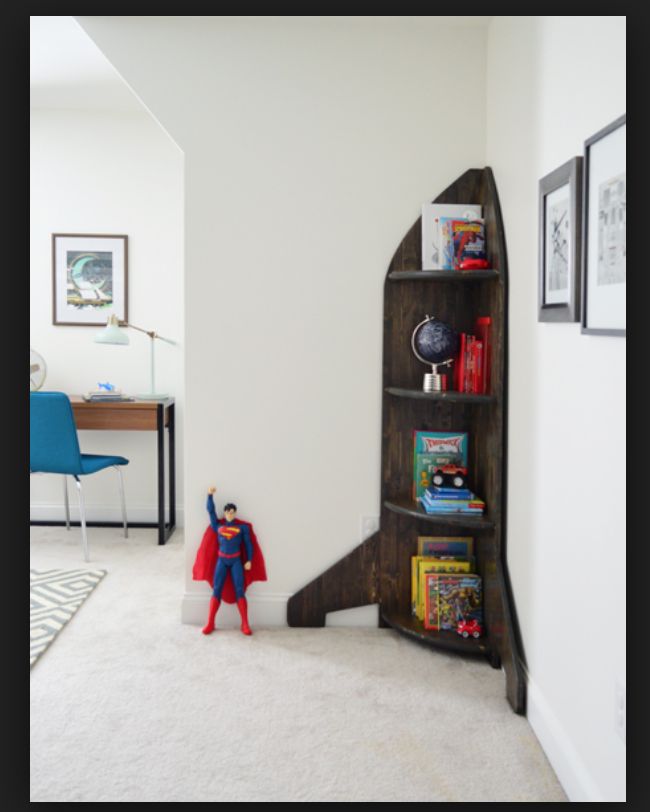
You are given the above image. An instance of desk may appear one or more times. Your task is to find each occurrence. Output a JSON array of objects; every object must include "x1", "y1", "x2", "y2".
[{"x1": 70, "y1": 397, "x2": 176, "y2": 545}]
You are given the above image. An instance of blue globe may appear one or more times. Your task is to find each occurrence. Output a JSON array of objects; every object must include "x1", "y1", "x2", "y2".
[{"x1": 412, "y1": 317, "x2": 458, "y2": 365}]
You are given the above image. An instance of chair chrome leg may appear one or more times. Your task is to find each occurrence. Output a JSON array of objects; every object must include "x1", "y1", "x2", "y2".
[
  {"x1": 74, "y1": 476, "x2": 89, "y2": 562},
  {"x1": 63, "y1": 475, "x2": 70, "y2": 530},
  {"x1": 115, "y1": 465, "x2": 128, "y2": 538}
]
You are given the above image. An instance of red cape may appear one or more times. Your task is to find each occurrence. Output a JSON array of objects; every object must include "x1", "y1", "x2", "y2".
[{"x1": 192, "y1": 519, "x2": 267, "y2": 604}]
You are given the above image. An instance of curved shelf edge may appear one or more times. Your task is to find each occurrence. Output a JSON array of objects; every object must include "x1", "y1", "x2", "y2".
[
  {"x1": 388, "y1": 270, "x2": 500, "y2": 281},
  {"x1": 384, "y1": 499, "x2": 495, "y2": 529},
  {"x1": 381, "y1": 610, "x2": 490, "y2": 656},
  {"x1": 386, "y1": 387, "x2": 496, "y2": 404}
]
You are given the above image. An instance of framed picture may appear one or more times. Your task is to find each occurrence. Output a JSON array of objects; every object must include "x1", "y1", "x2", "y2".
[
  {"x1": 581, "y1": 114, "x2": 626, "y2": 336},
  {"x1": 52, "y1": 233, "x2": 128, "y2": 326},
  {"x1": 538, "y1": 157, "x2": 582, "y2": 322}
]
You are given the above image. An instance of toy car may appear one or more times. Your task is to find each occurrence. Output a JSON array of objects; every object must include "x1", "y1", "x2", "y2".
[
  {"x1": 456, "y1": 618, "x2": 483, "y2": 638},
  {"x1": 458, "y1": 258, "x2": 490, "y2": 271},
  {"x1": 432, "y1": 464, "x2": 467, "y2": 489}
]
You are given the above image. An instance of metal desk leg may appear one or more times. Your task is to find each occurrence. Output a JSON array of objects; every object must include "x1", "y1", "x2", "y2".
[
  {"x1": 157, "y1": 403, "x2": 165, "y2": 545},
  {"x1": 168, "y1": 402, "x2": 176, "y2": 531}
]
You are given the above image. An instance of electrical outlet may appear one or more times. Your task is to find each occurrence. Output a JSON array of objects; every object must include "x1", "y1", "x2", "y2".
[
  {"x1": 615, "y1": 680, "x2": 626, "y2": 744},
  {"x1": 360, "y1": 515, "x2": 380, "y2": 541}
]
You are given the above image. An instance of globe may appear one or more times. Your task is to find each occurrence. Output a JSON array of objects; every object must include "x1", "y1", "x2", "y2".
[{"x1": 411, "y1": 316, "x2": 459, "y2": 366}]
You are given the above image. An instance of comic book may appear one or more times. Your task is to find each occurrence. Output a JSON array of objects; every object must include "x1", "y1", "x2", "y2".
[
  {"x1": 450, "y1": 219, "x2": 487, "y2": 270},
  {"x1": 412, "y1": 555, "x2": 474, "y2": 619},
  {"x1": 423, "y1": 573, "x2": 483, "y2": 631},
  {"x1": 421, "y1": 203, "x2": 481, "y2": 270},
  {"x1": 412, "y1": 431, "x2": 468, "y2": 501}
]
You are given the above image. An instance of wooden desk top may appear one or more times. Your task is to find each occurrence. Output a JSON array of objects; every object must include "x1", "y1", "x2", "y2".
[{"x1": 70, "y1": 396, "x2": 174, "y2": 431}]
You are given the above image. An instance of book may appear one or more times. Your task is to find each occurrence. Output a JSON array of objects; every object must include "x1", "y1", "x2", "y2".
[
  {"x1": 450, "y1": 218, "x2": 487, "y2": 270},
  {"x1": 421, "y1": 203, "x2": 482, "y2": 270},
  {"x1": 427, "y1": 485, "x2": 474, "y2": 500},
  {"x1": 412, "y1": 556, "x2": 474, "y2": 619},
  {"x1": 423, "y1": 573, "x2": 483, "y2": 631},
  {"x1": 412, "y1": 431, "x2": 468, "y2": 501},
  {"x1": 474, "y1": 316, "x2": 491, "y2": 394},
  {"x1": 83, "y1": 390, "x2": 134, "y2": 402},
  {"x1": 454, "y1": 332, "x2": 466, "y2": 392},
  {"x1": 419, "y1": 497, "x2": 485, "y2": 515},
  {"x1": 417, "y1": 536, "x2": 474, "y2": 558}
]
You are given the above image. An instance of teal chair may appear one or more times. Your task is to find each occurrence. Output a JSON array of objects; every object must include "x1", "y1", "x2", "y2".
[{"x1": 30, "y1": 392, "x2": 129, "y2": 562}]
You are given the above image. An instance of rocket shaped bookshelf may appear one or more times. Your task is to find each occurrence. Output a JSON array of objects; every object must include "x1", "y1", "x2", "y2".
[{"x1": 287, "y1": 167, "x2": 526, "y2": 714}]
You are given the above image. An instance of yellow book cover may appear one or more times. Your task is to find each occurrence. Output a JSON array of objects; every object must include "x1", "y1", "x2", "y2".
[{"x1": 416, "y1": 557, "x2": 473, "y2": 620}]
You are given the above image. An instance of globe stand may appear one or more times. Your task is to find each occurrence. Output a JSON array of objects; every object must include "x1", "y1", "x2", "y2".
[{"x1": 422, "y1": 360, "x2": 453, "y2": 392}]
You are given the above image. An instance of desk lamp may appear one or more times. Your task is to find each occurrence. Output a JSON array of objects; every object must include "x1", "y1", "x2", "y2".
[{"x1": 94, "y1": 314, "x2": 176, "y2": 400}]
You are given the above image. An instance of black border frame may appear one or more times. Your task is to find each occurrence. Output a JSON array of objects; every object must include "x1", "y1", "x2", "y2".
[
  {"x1": 580, "y1": 113, "x2": 626, "y2": 337},
  {"x1": 538, "y1": 156, "x2": 583, "y2": 323}
]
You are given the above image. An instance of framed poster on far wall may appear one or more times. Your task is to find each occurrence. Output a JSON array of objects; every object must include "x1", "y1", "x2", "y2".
[
  {"x1": 52, "y1": 233, "x2": 128, "y2": 326},
  {"x1": 581, "y1": 114, "x2": 626, "y2": 336},
  {"x1": 538, "y1": 156, "x2": 583, "y2": 322}
]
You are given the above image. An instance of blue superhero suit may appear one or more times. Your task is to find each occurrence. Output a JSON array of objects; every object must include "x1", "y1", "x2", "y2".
[{"x1": 207, "y1": 494, "x2": 253, "y2": 601}]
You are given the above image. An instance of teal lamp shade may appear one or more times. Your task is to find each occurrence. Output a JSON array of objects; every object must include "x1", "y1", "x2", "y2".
[{"x1": 95, "y1": 315, "x2": 129, "y2": 345}]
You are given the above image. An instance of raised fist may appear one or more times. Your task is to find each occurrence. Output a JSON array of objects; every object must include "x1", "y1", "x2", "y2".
[{"x1": 208, "y1": 486, "x2": 216, "y2": 495}]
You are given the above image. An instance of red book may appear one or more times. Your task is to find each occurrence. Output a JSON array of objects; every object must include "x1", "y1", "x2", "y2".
[
  {"x1": 472, "y1": 340, "x2": 483, "y2": 394},
  {"x1": 465, "y1": 335, "x2": 475, "y2": 393},
  {"x1": 455, "y1": 332, "x2": 466, "y2": 392},
  {"x1": 474, "y1": 317, "x2": 491, "y2": 394}
]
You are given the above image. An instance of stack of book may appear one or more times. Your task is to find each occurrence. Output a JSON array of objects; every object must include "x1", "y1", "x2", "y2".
[
  {"x1": 419, "y1": 484, "x2": 486, "y2": 516},
  {"x1": 454, "y1": 316, "x2": 491, "y2": 395},
  {"x1": 83, "y1": 388, "x2": 134, "y2": 402}
]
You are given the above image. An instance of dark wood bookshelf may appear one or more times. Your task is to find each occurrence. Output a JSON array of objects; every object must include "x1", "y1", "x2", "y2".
[{"x1": 288, "y1": 167, "x2": 526, "y2": 714}]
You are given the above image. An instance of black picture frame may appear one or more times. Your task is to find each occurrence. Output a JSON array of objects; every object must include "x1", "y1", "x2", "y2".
[
  {"x1": 52, "y1": 233, "x2": 129, "y2": 326},
  {"x1": 538, "y1": 157, "x2": 582, "y2": 322},
  {"x1": 581, "y1": 114, "x2": 626, "y2": 336}
]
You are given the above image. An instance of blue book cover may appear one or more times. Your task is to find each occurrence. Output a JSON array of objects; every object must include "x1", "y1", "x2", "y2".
[{"x1": 426, "y1": 486, "x2": 474, "y2": 500}]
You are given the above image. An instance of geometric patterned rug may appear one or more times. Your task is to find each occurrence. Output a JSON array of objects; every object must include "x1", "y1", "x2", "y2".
[{"x1": 30, "y1": 569, "x2": 106, "y2": 668}]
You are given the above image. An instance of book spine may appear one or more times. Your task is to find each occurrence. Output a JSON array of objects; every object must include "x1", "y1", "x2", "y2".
[
  {"x1": 465, "y1": 335, "x2": 475, "y2": 393},
  {"x1": 475, "y1": 316, "x2": 491, "y2": 394},
  {"x1": 455, "y1": 333, "x2": 466, "y2": 392}
]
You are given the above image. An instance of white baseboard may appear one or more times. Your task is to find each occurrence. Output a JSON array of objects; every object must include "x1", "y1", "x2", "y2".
[
  {"x1": 181, "y1": 595, "x2": 381, "y2": 629},
  {"x1": 525, "y1": 671, "x2": 606, "y2": 802},
  {"x1": 181, "y1": 592, "x2": 291, "y2": 627},
  {"x1": 30, "y1": 502, "x2": 184, "y2": 527}
]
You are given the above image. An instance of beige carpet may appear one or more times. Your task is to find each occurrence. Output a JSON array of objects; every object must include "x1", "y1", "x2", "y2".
[{"x1": 30, "y1": 526, "x2": 567, "y2": 803}]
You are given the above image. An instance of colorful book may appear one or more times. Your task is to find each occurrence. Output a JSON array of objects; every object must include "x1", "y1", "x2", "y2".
[
  {"x1": 423, "y1": 573, "x2": 483, "y2": 631},
  {"x1": 450, "y1": 218, "x2": 487, "y2": 270},
  {"x1": 421, "y1": 203, "x2": 482, "y2": 270},
  {"x1": 417, "y1": 536, "x2": 474, "y2": 557},
  {"x1": 412, "y1": 431, "x2": 468, "y2": 501},
  {"x1": 426, "y1": 486, "x2": 474, "y2": 500},
  {"x1": 412, "y1": 556, "x2": 474, "y2": 619},
  {"x1": 419, "y1": 499, "x2": 485, "y2": 515}
]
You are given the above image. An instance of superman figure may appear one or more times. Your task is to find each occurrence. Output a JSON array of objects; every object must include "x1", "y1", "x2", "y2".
[{"x1": 192, "y1": 486, "x2": 267, "y2": 636}]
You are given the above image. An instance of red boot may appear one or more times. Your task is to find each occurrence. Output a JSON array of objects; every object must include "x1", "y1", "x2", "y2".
[
  {"x1": 237, "y1": 597, "x2": 252, "y2": 635},
  {"x1": 202, "y1": 596, "x2": 220, "y2": 635}
]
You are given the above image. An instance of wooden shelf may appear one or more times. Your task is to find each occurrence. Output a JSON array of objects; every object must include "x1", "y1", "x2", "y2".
[
  {"x1": 381, "y1": 610, "x2": 489, "y2": 656},
  {"x1": 388, "y1": 270, "x2": 499, "y2": 281},
  {"x1": 386, "y1": 387, "x2": 496, "y2": 404},
  {"x1": 384, "y1": 497, "x2": 495, "y2": 529},
  {"x1": 288, "y1": 167, "x2": 525, "y2": 715}
]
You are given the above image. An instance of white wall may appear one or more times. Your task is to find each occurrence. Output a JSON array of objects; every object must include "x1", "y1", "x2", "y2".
[
  {"x1": 486, "y1": 16, "x2": 626, "y2": 803},
  {"x1": 75, "y1": 16, "x2": 488, "y2": 626},
  {"x1": 30, "y1": 109, "x2": 185, "y2": 523}
]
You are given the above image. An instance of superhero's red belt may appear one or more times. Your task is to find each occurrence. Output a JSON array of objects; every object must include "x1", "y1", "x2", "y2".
[{"x1": 218, "y1": 551, "x2": 241, "y2": 559}]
